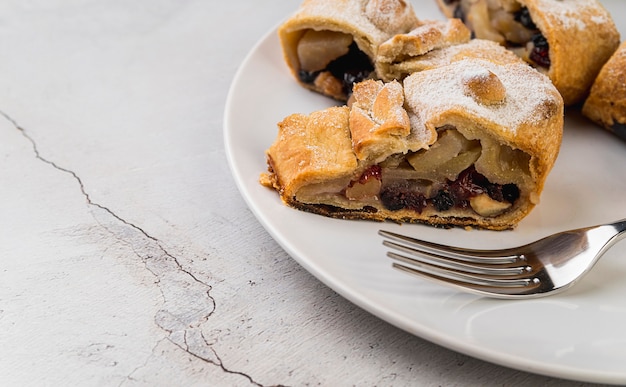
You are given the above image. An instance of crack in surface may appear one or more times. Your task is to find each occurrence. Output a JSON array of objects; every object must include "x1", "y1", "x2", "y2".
[{"x1": 1, "y1": 110, "x2": 269, "y2": 387}]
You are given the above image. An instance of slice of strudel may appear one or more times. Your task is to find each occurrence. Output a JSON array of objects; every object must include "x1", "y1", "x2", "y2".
[
  {"x1": 278, "y1": 0, "x2": 420, "y2": 101},
  {"x1": 261, "y1": 59, "x2": 564, "y2": 230},
  {"x1": 435, "y1": 0, "x2": 620, "y2": 106}
]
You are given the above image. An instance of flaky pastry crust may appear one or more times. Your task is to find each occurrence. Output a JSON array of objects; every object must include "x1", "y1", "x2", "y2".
[
  {"x1": 378, "y1": 38, "x2": 523, "y2": 82},
  {"x1": 262, "y1": 59, "x2": 564, "y2": 230}
]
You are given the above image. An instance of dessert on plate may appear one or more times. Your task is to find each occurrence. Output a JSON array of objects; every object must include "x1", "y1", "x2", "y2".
[{"x1": 261, "y1": 59, "x2": 564, "y2": 230}]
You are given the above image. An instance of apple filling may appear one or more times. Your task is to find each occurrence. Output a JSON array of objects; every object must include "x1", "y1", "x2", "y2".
[
  {"x1": 441, "y1": 0, "x2": 550, "y2": 68},
  {"x1": 295, "y1": 29, "x2": 375, "y2": 100},
  {"x1": 297, "y1": 128, "x2": 530, "y2": 218}
]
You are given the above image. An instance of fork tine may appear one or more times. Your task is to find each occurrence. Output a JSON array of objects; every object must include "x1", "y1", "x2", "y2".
[
  {"x1": 379, "y1": 230, "x2": 523, "y2": 264},
  {"x1": 390, "y1": 258, "x2": 535, "y2": 287},
  {"x1": 385, "y1": 242, "x2": 532, "y2": 276},
  {"x1": 391, "y1": 261, "x2": 542, "y2": 298}
]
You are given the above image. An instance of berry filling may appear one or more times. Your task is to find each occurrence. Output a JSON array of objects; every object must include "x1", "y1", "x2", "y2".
[
  {"x1": 371, "y1": 166, "x2": 520, "y2": 215},
  {"x1": 529, "y1": 33, "x2": 550, "y2": 67},
  {"x1": 298, "y1": 41, "x2": 374, "y2": 98}
]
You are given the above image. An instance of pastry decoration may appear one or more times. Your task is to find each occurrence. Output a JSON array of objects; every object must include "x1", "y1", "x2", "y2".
[
  {"x1": 435, "y1": 0, "x2": 620, "y2": 106},
  {"x1": 261, "y1": 59, "x2": 564, "y2": 230}
]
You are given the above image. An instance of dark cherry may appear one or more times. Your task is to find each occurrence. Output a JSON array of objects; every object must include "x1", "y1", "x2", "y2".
[
  {"x1": 448, "y1": 167, "x2": 486, "y2": 202},
  {"x1": 514, "y1": 7, "x2": 537, "y2": 30},
  {"x1": 358, "y1": 165, "x2": 382, "y2": 184},
  {"x1": 530, "y1": 33, "x2": 551, "y2": 67}
]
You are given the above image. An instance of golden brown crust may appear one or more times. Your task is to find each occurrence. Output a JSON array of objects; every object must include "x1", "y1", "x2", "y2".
[
  {"x1": 378, "y1": 38, "x2": 523, "y2": 82},
  {"x1": 264, "y1": 106, "x2": 358, "y2": 200},
  {"x1": 582, "y1": 40, "x2": 626, "y2": 132},
  {"x1": 435, "y1": 0, "x2": 621, "y2": 106},
  {"x1": 376, "y1": 19, "x2": 471, "y2": 65},
  {"x1": 523, "y1": 0, "x2": 620, "y2": 105},
  {"x1": 402, "y1": 59, "x2": 563, "y2": 226},
  {"x1": 278, "y1": 0, "x2": 420, "y2": 100},
  {"x1": 349, "y1": 80, "x2": 432, "y2": 162},
  {"x1": 262, "y1": 59, "x2": 564, "y2": 230}
]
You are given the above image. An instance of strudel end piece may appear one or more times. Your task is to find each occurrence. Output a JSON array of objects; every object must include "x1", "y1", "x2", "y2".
[
  {"x1": 435, "y1": 0, "x2": 620, "y2": 106},
  {"x1": 262, "y1": 59, "x2": 564, "y2": 230},
  {"x1": 582, "y1": 41, "x2": 626, "y2": 141},
  {"x1": 278, "y1": 0, "x2": 420, "y2": 101}
]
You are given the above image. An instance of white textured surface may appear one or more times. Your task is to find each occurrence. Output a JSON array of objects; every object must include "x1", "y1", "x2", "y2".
[{"x1": 0, "y1": 1, "x2": 620, "y2": 386}]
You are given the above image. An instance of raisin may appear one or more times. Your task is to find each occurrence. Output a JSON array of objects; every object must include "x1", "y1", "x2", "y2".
[
  {"x1": 326, "y1": 42, "x2": 374, "y2": 96},
  {"x1": 343, "y1": 69, "x2": 371, "y2": 96},
  {"x1": 514, "y1": 7, "x2": 537, "y2": 30},
  {"x1": 486, "y1": 183, "x2": 504, "y2": 202},
  {"x1": 502, "y1": 184, "x2": 520, "y2": 204},
  {"x1": 298, "y1": 69, "x2": 318, "y2": 84},
  {"x1": 530, "y1": 33, "x2": 550, "y2": 67},
  {"x1": 453, "y1": 5, "x2": 465, "y2": 23},
  {"x1": 432, "y1": 190, "x2": 455, "y2": 211},
  {"x1": 380, "y1": 186, "x2": 427, "y2": 213}
]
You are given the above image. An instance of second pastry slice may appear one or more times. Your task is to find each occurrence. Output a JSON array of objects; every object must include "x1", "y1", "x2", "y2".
[{"x1": 435, "y1": 0, "x2": 620, "y2": 106}]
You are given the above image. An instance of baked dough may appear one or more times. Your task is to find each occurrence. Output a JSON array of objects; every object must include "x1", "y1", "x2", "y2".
[
  {"x1": 582, "y1": 41, "x2": 626, "y2": 140},
  {"x1": 279, "y1": 0, "x2": 420, "y2": 101},
  {"x1": 378, "y1": 37, "x2": 523, "y2": 82},
  {"x1": 435, "y1": 0, "x2": 620, "y2": 106},
  {"x1": 261, "y1": 59, "x2": 564, "y2": 230}
]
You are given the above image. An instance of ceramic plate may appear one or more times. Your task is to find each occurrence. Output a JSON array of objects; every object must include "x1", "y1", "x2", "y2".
[{"x1": 224, "y1": 1, "x2": 626, "y2": 383}]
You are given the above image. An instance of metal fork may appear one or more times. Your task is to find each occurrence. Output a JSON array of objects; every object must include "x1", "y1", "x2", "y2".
[{"x1": 379, "y1": 219, "x2": 626, "y2": 299}]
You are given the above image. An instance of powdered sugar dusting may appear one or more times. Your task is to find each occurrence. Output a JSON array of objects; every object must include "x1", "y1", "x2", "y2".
[
  {"x1": 291, "y1": 0, "x2": 419, "y2": 52},
  {"x1": 462, "y1": 66, "x2": 492, "y2": 82},
  {"x1": 403, "y1": 59, "x2": 561, "y2": 135},
  {"x1": 535, "y1": 0, "x2": 611, "y2": 30}
]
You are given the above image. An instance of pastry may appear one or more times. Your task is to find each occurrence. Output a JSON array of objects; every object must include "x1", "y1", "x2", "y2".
[
  {"x1": 278, "y1": 0, "x2": 420, "y2": 101},
  {"x1": 261, "y1": 59, "x2": 564, "y2": 230},
  {"x1": 374, "y1": 18, "x2": 472, "y2": 80},
  {"x1": 435, "y1": 0, "x2": 620, "y2": 106},
  {"x1": 582, "y1": 41, "x2": 626, "y2": 140},
  {"x1": 378, "y1": 37, "x2": 523, "y2": 82}
]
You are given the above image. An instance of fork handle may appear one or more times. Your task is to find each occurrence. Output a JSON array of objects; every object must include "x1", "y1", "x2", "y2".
[
  {"x1": 602, "y1": 218, "x2": 626, "y2": 247},
  {"x1": 608, "y1": 219, "x2": 626, "y2": 232}
]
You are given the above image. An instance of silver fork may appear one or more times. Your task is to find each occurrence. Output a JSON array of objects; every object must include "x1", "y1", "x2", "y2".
[{"x1": 379, "y1": 219, "x2": 626, "y2": 299}]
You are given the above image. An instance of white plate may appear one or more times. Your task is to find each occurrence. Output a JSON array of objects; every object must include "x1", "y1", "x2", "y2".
[{"x1": 224, "y1": 1, "x2": 626, "y2": 383}]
